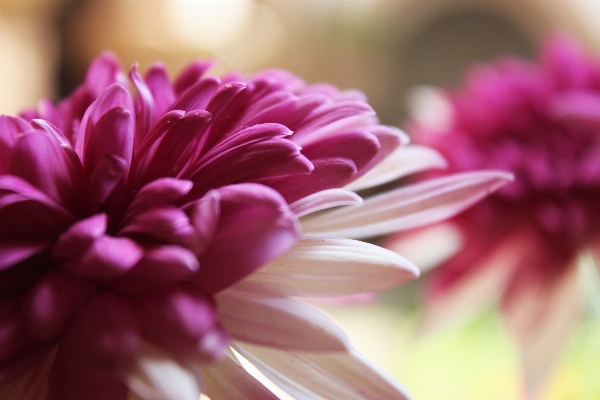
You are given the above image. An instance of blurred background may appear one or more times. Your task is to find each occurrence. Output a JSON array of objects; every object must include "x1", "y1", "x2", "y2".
[{"x1": 2, "y1": 0, "x2": 600, "y2": 398}]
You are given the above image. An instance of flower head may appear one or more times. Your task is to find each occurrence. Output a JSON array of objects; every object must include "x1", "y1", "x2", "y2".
[
  {"x1": 1, "y1": 52, "x2": 509, "y2": 399},
  {"x1": 389, "y1": 33, "x2": 600, "y2": 394}
]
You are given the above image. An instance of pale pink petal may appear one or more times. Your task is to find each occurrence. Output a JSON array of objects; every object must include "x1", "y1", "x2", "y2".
[
  {"x1": 502, "y1": 263, "x2": 581, "y2": 398},
  {"x1": 290, "y1": 189, "x2": 362, "y2": 217},
  {"x1": 216, "y1": 291, "x2": 350, "y2": 351},
  {"x1": 234, "y1": 344, "x2": 411, "y2": 400},
  {"x1": 202, "y1": 353, "x2": 279, "y2": 400},
  {"x1": 345, "y1": 145, "x2": 448, "y2": 192},
  {"x1": 301, "y1": 170, "x2": 513, "y2": 238},
  {"x1": 127, "y1": 343, "x2": 201, "y2": 400},
  {"x1": 229, "y1": 237, "x2": 419, "y2": 297},
  {"x1": 192, "y1": 184, "x2": 300, "y2": 294}
]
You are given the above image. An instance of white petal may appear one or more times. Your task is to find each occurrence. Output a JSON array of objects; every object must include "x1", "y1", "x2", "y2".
[
  {"x1": 216, "y1": 291, "x2": 350, "y2": 351},
  {"x1": 503, "y1": 262, "x2": 581, "y2": 398},
  {"x1": 230, "y1": 236, "x2": 419, "y2": 297},
  {"x1": 202, "y1": 353, "x2": 279, "y2": 400},
  {"x1": 234, "y1": 344, "x2": 411, "y2": 400},
  {"x1": 127, "y1": 343, "x2": 202, "y2": 400},
  {"x1": 345, "y1": 145, "x2": 447, "y2": 192},
  {"x1": 301, "y1": 170, "x2": 513, "y2": 238},
  {"x1": 290, "y1": 189, "x2": 363, "y2": 217}
]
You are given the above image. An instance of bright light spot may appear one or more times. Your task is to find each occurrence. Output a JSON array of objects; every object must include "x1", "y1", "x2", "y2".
[{"x1": 166, "y1": 0, "x2": 254, "y2": 51}]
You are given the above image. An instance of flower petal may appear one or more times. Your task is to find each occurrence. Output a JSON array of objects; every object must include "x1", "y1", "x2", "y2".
[
  {"x1": 23, "y1": 269, "x2": 95, "y2": 341},
  {"x1": 144, "y1": 64, "x2": 176, "y2": 119},
  {"x1": 192, "y1": 183, "x2": 300, "y2": 294},
  {"x1": 0, "y1": 241, "x2": 53, "y2": 271},
  {"x1": 502, "y1": 261, "x2": 581, "y2": 398},
  {"x1": 64, "y1": 236, "x2": 143, "y2": 281},
  {"x1": 173, "y1": 77, "x2": 220, "y2": 112},
  {"x1": 290, "y1": 189, "x2": 363, "y2": 217},
  {"x1": 229, "y1": 237, "x2": 419, "y2": 297},
  {"x1": 203, "y1": 352, "x2": 279, "y2": 400},
  {"x1": 263, "y1": 157, "x2": 357, "y2": 204},
  {"x1": 59, "y1": 292, "x2": 140, "y2": 382},
  {"x1": 235, "y1": 344, "x2": 411, "y2": 400},
  {"x1": 11, "y1": 130, "x2": 83, "y2": 212},
  {"x1": 301, "y1": 170, "x2": 513, "y2": 238},
  {"x1": 109, "y1": 245, "x2": 199, "y2": 293},
  {"x1": 127, "y1": 343, "x2": 202, "y2": 400},
  {"x1": 129, "y1": 283, "x2": 229, "y2": 361},
  {"x1": 216, "y1": 291, "x2": 350, "y2": 351},
  {"x1": 118, "y1": 206, "x2": 195, "y2": 245},
  {"x1": 345, "y1": 145, "x2": 448, "y2": 191}
]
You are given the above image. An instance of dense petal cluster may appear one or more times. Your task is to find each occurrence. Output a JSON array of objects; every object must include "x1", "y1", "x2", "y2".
[
  {"x1": 388, "y1": 34, "x2": 600, "y2": 393},
  {"x1": 0, "y1": 53, "x2": 510, "y2": 399}
]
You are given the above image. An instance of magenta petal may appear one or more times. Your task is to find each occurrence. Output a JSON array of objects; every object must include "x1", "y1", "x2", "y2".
[
  {"x1": 292, "y1": 101, "x2": 375, "y2": 142},
  {"x1": 173, "y1": 60, "x2": 215, "y2": 95},
  {"x1": 262, "y1": 157, "x2": 357, "y2": 204},
  {"x1": 126, "y1": 178, "x2": 193, "y2": 217},
  {"x1": 173, "y1": 77, "x2": 220, "y2": 112},
  {"x1": 0, "y1": 175, "x2": 75, "y2": 240},
  {"x1": 130, "y1": 283, "x2": 228, "y2": 361},
  {"x1": 351, "y1": 126, "x2": 406, "y2": 181},
  {"x1": 11, "y1": 130, "x2": 82, "y2": 211},
  {"x1": 138, "y1": 110, "x2": 212, "y2": 184},
  {"x1": 302, "y1": 130, "x2": 380, "y2": 172},
  {"x1": 83, "y1": 107, "x2": 134, "y2": 177},
  {"x1": 108, "y1": 245, "x2": 199, "y2": 292},
  {"x1": 130, "y1": 64, "x2": 155, "y2": 143},
  {"x1": 118, "y1": 206, "x2": 194, "y2": 245},
  {"x1": 23, "y1": 269, "x2": 95, "y2": 341},
  {"x1": 87, "y1": 154, "x2": 127, "y2": 213},
  {"x1": 64, "y1": 236, "x2": 143, "y2": 281},
  {"x1": 59, "y1": 292, "x2": 139, "y2": 383},
  {"x1": 0, "y1": 115, "x2": 30, "y2": 173},
  {"x1": 0, "y1": 241, "x2": 53, "y2": 271},
  {"x1": 83, "y1": 51, "x2": 127, "y2": 97},
  {"x1": 192, "y1": 183, "x2": 300, "y2": 293},
  {"x1": 0, "y1": 298, "x2": 39, "y2": 364},
  {"x1": 188, "y1": 190, "x2": 220, "y2": 256},
  {"x1": 53, "y1": 213, "x2": 107, "y2": 259},
  {"x1": 144, "y1": 63, "x2": 176, "y2": 118},
  {"x1": 189, "y1": 136, "x2": 313, "y2": 194},
  {"x1": 75, "y1": 84, "x2": 134, "y2": 158}
]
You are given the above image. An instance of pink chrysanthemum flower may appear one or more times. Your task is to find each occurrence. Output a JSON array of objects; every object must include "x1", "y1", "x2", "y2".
[
  {"x1": 1, "y1": 53, "x2": 510, "y2": 400},
  {"x1": 386, "y1": 34, "x2": 600, "y2": 395}
]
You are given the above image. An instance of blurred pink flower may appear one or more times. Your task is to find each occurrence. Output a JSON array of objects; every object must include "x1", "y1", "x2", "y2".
[
  {"x1": 386, "y1": 33, "x2": 600, "y2": 395},
  {"x1": 1, "y1": 53, "x2": 510, "y2": 399}
]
